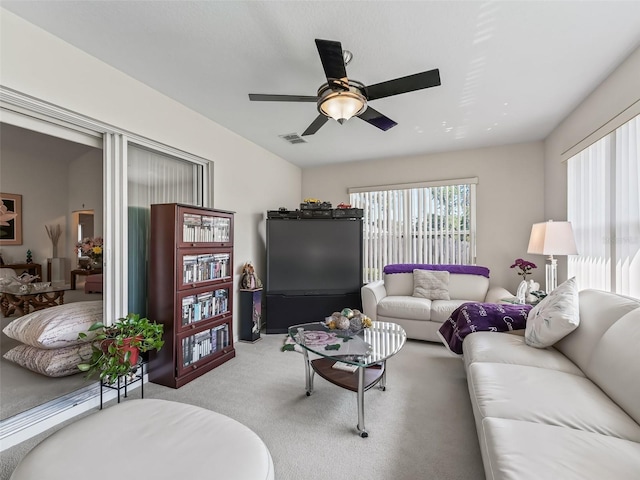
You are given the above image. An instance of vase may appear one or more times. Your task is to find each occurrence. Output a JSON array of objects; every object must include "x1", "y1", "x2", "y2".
[{"x1": 516, "y1": 279, "x2": 528, "y2": 304}]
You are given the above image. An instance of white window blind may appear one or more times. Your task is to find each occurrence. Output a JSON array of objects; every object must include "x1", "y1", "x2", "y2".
[
  {"x1": 568, "y1": 114, "x2": 640, "y2": 298},
  {"x1": 127, "y1": 144, "x2": 205, "y2": 315},
  {"x1": 350, "y1": 180, "x2": 476, "y2": 283}
]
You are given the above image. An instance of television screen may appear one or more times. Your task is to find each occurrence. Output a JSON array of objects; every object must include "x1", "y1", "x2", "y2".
[{"x1": 267, "y1": 219, "x2": 363, "y2": 295}]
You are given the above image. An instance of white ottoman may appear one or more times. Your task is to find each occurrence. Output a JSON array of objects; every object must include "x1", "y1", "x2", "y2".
[{"x1": 10, "y1": 399, "x2": 274, "y2": 480}]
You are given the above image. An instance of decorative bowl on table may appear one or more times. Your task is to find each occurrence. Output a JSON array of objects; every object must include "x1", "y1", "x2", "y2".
[
  {"x1": 323, "y1": 308, "x2": 373, "y2": 335},
  {"x1": 31, "y1": 282, "x2": 52, "y2": 291}
]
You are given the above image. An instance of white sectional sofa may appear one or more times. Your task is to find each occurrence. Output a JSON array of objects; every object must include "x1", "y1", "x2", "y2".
[
  {"x1": 361, "y1": 264, "x2": 511, "y2": 342},
  {"x1": 463, "y1": 289, "x2": 640, "y2": 480}
]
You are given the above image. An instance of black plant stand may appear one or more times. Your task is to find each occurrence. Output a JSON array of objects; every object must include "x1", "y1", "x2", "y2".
[{"x1": 99, "y1": 361, "x2": 144, "y2": 409}]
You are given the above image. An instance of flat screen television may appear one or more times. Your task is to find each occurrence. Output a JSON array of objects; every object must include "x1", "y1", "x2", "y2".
[{"x1": 267, "y1": 218, "x2": 363, "y2": 295}]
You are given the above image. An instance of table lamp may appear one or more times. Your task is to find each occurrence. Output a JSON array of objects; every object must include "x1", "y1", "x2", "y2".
[{"x1": 527, "y1": 220, "x2": 578, "y2": 294}]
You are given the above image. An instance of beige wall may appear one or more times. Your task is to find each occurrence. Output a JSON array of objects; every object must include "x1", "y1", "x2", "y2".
[
  {"x1": 544, "y1": 45, "x2": 640, "y2": 282},
  {"x1": 302, "y1": 142, "x2": 545, "y2": 291},
  {"x1": 0, "y1": 8, "x2": 301, "y2": 289}
]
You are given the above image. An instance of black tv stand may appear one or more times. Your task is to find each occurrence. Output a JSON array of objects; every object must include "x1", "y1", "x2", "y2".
[{"x1": 265, "y1": 292, "x2": 362, "y2": 334}]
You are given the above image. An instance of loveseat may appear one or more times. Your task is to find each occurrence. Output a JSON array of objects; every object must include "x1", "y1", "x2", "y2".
[
  {"x1": 463, "y1": 289, "x2": 640, "y2": 479},
  {"x1": 361, "y1": 264, "x2": 511, "y2": 342}
]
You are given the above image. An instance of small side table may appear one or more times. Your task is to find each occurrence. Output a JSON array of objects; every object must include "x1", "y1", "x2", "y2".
[
  {"x1": 70, "y1": 268, "x2": 103, "y2": 290},
  {"x1": 3, "y1": 263, "x2": 42, "y2": 280},
  {"x1": 239, "y1": 288, "x2": 262, "y2": 342},
  {"x1": 501, "y1": 296, "x2": 541, "y2": 306}
]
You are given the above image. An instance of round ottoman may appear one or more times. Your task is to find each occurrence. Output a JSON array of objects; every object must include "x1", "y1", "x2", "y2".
[{"x1": 10, "y1": 399, "x2": 274, "y2": 480}]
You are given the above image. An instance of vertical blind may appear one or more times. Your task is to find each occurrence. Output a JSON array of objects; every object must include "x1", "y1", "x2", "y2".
[
  {"x1": 350, "y1": 180, "x2": 476, "y2": 283},
  {"x1": 568, "y1": 114, "x2": 639, "y2": 298},
  {"x1": 127, "y1": 144, "x2": 204, "y2": 315}
]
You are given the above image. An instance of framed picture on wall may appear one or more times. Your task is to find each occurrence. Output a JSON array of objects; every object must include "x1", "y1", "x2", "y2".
[{"x1": 0, "y1": 193, "x2": 23, "y2": 245}]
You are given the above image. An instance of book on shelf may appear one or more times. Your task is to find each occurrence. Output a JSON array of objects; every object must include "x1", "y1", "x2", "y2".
[
  {"x1": 214, "y1": 288, "x2": 228, "y2": 315},
  {"x1": 182, "y1": 255, "x2": 198, "y2": 283},
  {"x1": 182, "y1": 295, "x2": 195, "y2": 326},
  {"x1": 197, "y1": 291, "x2": 213, "y2": 318},
  {"x1": 332, "y1": 361, "x2": 358, "y2": 373}
]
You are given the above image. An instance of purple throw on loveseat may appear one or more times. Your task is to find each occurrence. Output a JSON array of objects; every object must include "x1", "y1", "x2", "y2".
[{"x1": 438, "y1": 302, "x2": 532, "y2": 355}]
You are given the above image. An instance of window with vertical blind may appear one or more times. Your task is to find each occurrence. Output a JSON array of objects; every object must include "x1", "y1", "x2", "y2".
[
  {"x1": 349, "y1": 178, "x2": 477, "y2": 283},
  {"x1": 567, "y1": 114, "x2": 639, "y2": 298},
  {"x1": 127, "y1": 143, "x2": 205, "y2": 316}
]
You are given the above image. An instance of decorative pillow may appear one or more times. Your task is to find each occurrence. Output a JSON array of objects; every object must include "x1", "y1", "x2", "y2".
[
  {"x1": 3, "y1": 343, "x2": 93, "y2": 377},
  {"x1": 413, "y1": 269, "x2": 450, "y2": 300},
  {"x1": 2, "y1": 301, "x2": 102, "y2": 349},
  {"x1": 525, "y1": 277, "x2": 579, "y2": 348}
]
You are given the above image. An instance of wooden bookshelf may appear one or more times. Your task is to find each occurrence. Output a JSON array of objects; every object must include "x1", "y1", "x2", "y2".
[{"x1": 148, "y1": 203, "x2": 235, "y2": 388}]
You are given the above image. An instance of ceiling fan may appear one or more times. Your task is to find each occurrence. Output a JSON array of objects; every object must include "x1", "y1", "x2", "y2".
[{"x1": 248, "y1": 39, "x2": 441, "y2": 136}]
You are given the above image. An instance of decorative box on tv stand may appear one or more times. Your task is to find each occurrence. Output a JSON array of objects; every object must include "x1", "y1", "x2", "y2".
[
  {"x1": 300, "y1": 209, "x2": 332, "y2": 219},
  {"x1": 332, "y1": 208, "x2": 363, "y2": 219},
  {"x1": 267, "y1": 210, "x2": 301, "y2": 219},
  {"x1": 300, "y1": 201, "x2": 332, "y2": 210}
]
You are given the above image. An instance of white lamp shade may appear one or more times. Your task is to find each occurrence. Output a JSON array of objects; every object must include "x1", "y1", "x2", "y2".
[{"x1": 527, "y1": 221, "x2": 578, "y2": 256}]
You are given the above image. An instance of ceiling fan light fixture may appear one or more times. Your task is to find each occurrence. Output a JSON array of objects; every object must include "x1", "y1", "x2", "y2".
[{"x1": 317, "y1": 82, "x2": 367, "y2": 124}]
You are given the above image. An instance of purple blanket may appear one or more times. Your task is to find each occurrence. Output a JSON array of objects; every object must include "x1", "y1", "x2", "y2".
[
  {"x1": 437, "y1": 302, "x2": 532, "y2": 355},
  {"x1": 383, "y1": 264, "x2": 490, "y2": 278}
]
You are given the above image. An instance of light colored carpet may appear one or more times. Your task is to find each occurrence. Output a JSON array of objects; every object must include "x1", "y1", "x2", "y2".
[
  {"x1": 1, "y1": 334, "x2": 485, "y2": 480},
  {"x1": 0, "y1": 289, "x2": 103, "y2": 420}
]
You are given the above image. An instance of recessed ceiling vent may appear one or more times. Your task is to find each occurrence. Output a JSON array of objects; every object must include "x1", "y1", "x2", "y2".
[{"x1": 279, "y1": 133, "x2": 307, "y2": 145}]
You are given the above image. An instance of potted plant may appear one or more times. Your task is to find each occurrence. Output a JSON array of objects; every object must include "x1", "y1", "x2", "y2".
[{"x1": 78, "y1": 313, "x2": 164, "y2": 384}]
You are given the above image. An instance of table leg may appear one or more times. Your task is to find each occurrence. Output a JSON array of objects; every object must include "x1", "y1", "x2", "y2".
[
  {"x1": 302, "y1": 348, "x2": 314, "y2": 396},
  {"x1": 356, "y1": 365, "x2": 368, "y2": 438},
  {"x1": 0, "y1": 293, "x2": 29, "y2": 316}
]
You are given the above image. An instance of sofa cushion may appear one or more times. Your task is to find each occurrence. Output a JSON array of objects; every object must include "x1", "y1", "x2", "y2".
[
  {"x1": 430, "y1": 299, "x2": 470, "y2": 323},
  {"x1": 412, "y1": 269, "x2": 450, "y2": 300},
  {"x1": 378, "y1": 295, "x2": 431, "y2": 321},
  {"x1": 462, "y1": 332, "x2": 584, "y2": 376},
  {"x1": 482, "y1": 417, "x2": 640, "y2": 480},
  {"x1": 448, "y1": 274, "x2": 489, "y2": 301},
  {"x1": 384, "y1": 272, "x2": 414, "y2": 296},
  {"x1": 587, "y1": 308, "x2": 640, "y2": 425},
  {"x1": 555, "y1": 289, "x2": 640, "y2": 373},
  {"x1": 2, "y1": 301, "x2": 103, "y2": 349},
  {"x1": 467, "y1": 362, "x2": 640, "y2": 442},
  {"x1": 525, "y1": 277, "x2": 579, "y2": 348}
]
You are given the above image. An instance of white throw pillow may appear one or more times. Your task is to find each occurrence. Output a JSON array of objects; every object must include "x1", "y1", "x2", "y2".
[
  {"x1": 2, "y1": 301, "x2": 102, "y2": 349},
  {"x1": 413, "y1": 269, "x2": 450, "y2": 300},
  {"x1": 525, "y1": 277, "x2": 579, "y2": 348},
  {"x1": 3, "y1": 343, "x2": 93, "y2": 377}
]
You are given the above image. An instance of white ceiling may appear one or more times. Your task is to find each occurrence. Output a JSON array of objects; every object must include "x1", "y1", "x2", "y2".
[{"x1": 3, "y1": 1, "x2": 640, "y2": 168}]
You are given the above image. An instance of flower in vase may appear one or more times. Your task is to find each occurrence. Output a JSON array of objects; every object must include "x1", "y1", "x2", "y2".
[
  {"x1": 510, "y1": 258, "x2": 537, "y2": 280},
  {"x1": 76, "y1": 237, "x2": 104, "y2": 265}
]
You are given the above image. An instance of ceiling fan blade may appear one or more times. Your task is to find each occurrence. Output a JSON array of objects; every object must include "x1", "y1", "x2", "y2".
[
  {"x1": 365, "y1": 69, "x2": 441, "y2": 101},
  {"x1": 301, "y1": 114, "x2": 329, "y2": 136},
  {"x1": 315, "y1": 39, "x2": 348, "y2": 90},
  {"x1": 249, "y1": 94, "x2": 318, "y2": 102},
  {"x1": 358, "y1": 106, "x2": 397, "y2": 131}
]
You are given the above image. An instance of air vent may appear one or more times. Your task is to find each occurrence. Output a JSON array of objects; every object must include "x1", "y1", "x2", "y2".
[{"x1": 279, "y1": 133, "x2": 307, "y2": 144}]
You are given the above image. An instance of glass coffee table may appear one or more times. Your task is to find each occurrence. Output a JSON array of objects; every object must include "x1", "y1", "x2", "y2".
[
  {"x1": 0, "y1": 283, "x2": 71, "y2": 317},
  {"x1": 288, "y1": 321, "x2": 406, "y2": 437}
]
